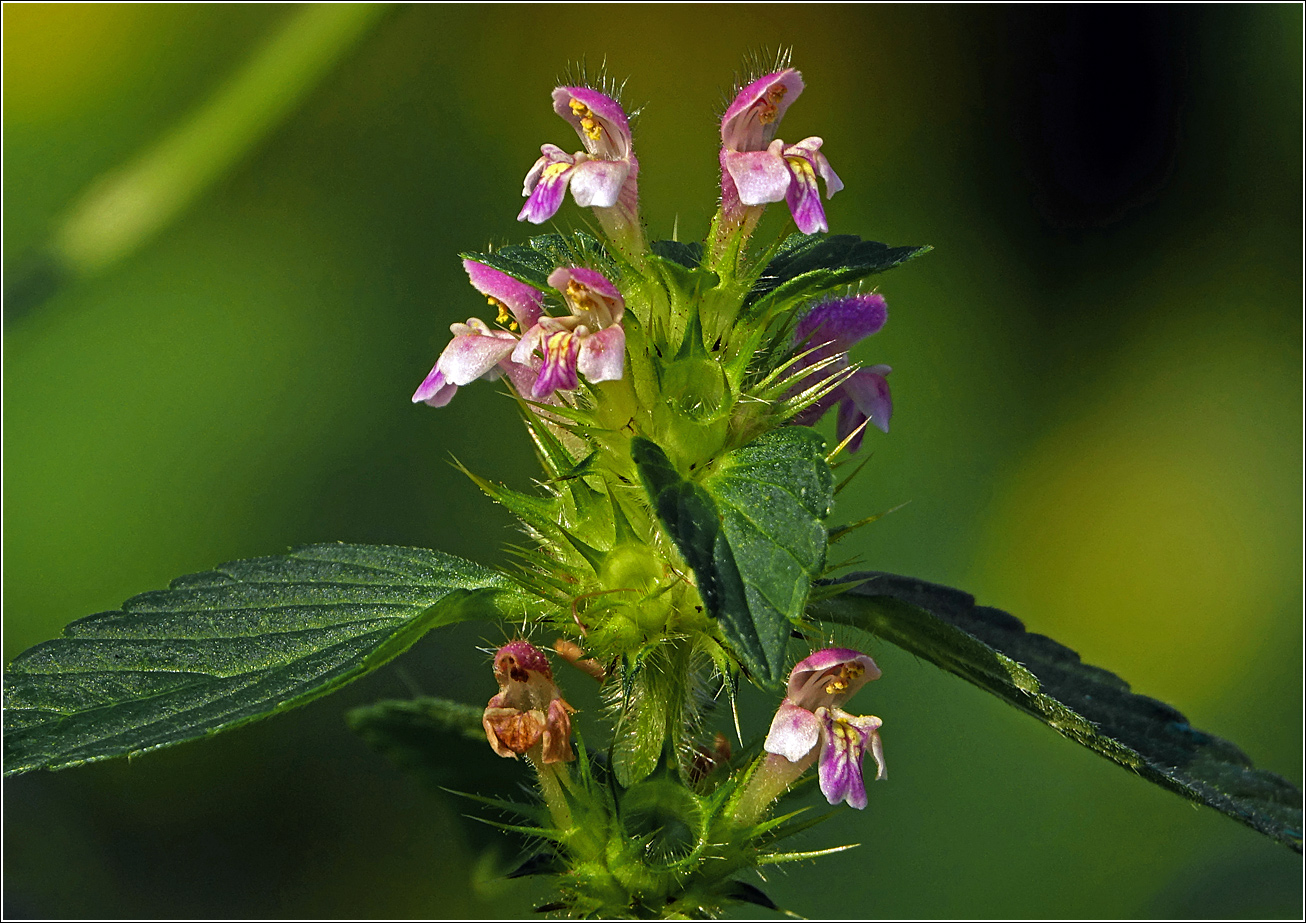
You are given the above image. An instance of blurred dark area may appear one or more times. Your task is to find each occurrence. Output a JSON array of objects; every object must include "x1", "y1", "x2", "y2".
[{"x1": 4, "y1": 5, "x2": 1301, "y2": 918}]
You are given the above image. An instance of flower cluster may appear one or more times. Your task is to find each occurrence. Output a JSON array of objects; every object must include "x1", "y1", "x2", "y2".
[
  {"x1": 412, "y1": 60, "x2": 908, "y2": 916},
  {"x1": 412, "y1": 68, "x2": 877, "y2": 421}
]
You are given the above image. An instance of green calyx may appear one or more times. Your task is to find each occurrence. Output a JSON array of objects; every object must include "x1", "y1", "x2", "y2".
[{"x1": 478, "y1": 735, "x2": 829, "y2": 919}]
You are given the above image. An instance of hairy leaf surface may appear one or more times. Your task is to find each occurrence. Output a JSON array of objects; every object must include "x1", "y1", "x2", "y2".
[
  {"x1": 811, "y1": 572, "x2": 1303, "y2": 852},
  {"x1": 461, "y1": 231, "x2": 613, "y2": 291},
  {"x1": 748, "y1": 233, "x2": 929, "y2": 314},
  {"x1": 633, "y1": 429, "x2": 833, "y2": 683},
  {"x1": 4, "y1": 544, "x2": 521, "y2": 776}
]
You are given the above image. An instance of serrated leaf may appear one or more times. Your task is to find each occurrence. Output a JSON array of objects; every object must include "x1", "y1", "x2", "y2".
[
  {"x1": 632, "y1": 429, "x2": 834, "y2": 683},
  {"x1": 460, "y1": 232, "x2": 614, "y2": 292},
  {"x1": 4, "y1": 544, "x2": 522, "y2": 776},
  {"x1": 747, "y1": 233, "x2": 929, "y2": 314},
  {"x1": 459, "y1": 242, "x2": 556, "y2": 290},
  {"x1": 811, "y1": 572, "x2": 1304, "y2": 852}
]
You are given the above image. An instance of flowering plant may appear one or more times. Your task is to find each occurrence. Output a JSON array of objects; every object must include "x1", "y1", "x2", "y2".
[{"x1": 4, "y1": 54, "x2": 1299, "y2": 918}]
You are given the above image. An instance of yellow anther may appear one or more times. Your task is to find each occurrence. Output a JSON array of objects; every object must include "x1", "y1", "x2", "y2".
[
  {"x1": 823, "y1": 662, "x2": 864, "y2": 696},
  {"x1": 566, "y1": 279, "x2": 598, "y2": 313},
  {"x1": 488, "y1": 297, "x2": 518, "y2": 331},
  {"x1": 768, "y1": 84, "x2": 788, "y2": 101},
  {"x1": 570, "y1": 98, "x2": 603, "y2": 141}
]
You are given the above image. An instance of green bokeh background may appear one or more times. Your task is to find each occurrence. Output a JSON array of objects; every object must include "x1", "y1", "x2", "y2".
[{"x1": 4, "y1": 4, "x2": 1301, "y2": 918}]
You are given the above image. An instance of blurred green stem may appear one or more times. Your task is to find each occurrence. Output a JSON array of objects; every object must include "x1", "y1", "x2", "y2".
[{"x1": 52, "y1": 3, "x2": 386, "y2": 276}]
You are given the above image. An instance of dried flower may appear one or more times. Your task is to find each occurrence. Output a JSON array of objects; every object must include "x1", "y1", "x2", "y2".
[{"x1": 483, "y1": 639, "x2": 577, "y2": 764}]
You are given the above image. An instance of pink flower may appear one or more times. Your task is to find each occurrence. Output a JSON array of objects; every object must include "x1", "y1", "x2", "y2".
[
  {"x1": 519, "y1": 86, "x2": 640, "y2": 227},
  {"x1": 763, "y1": 647, "x2": 887, "y2": 809},
  {"x1": 512, "y1": 266, "x2": 626, "y2": 400},
  {"x1": 719, "y1": 68, "x2": 843, "y2": 235},
  {"x1": 411, "y1": 261, "x2": 543, "y2": 407},
  {"x1": 482, "y1": 639, "x2": 576, "y2": 764}
]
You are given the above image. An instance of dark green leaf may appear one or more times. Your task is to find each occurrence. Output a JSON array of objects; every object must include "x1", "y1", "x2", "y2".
[
  {"x1": 459, "y1": 242, "x2": 556, "y2": 290},
  {"x1": 811, "y1": 572, "x2": 1304, "y2": 852},
  {"x1": 650, "y1": 239, "x2": 704, "y2": 269},
  {"x1": 4, "y1": 544, "x2": 522, "y2": 776},
  {"x1": 527, "y1": 231, "x2": 612, "y2": 270},
  {"x1": 632, "y1": 429, "x2": 834, "y2": 683},
  {"x1": 460, "y1": 231, "x2": 613, "y2": 291},
  {"x1": 748, "y1": 233, "x2": 930, "y2": 313}
]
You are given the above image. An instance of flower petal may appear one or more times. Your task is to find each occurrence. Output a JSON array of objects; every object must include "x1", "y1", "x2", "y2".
[
  {"x1": 463, "y1": 259, "x2": 544, "y2": 330},
  {"x1": 532, "y1": 330, "x2": 581, "y2": 399},
  {"x1": 724, "y1": 145, "x2": 792, "y2": 206},
  {"x1": 795, "y1": 294, "x2": 888, "y2": 358},
  {"x1": 784, "y1": 137, "x2": 843, "y2": 197},
  {"x1": 411, "y1": 364, "x2": 457, "y2": 407},
  {"x1": 518, "y1": 145, "x2": 576, "y2": 224},
  {"x1": 500, "y1": 354, "x2": 544, "y2": 401},
  {"x1": 483, "y1": 705, "x2": 544, "y2": 758},
  {"x1": 785, "y1": 158, "x2": 828, "y2": 234},
  {"x1": 552, "y1": 85, "x2": 632, "y2": 160},
  {"x1": 816, "y1": 708, "x2": 883, "y2": 809},
  {"x1": 763, "y1": 700, "x2": 822, "y2": 763},
  {"x1": 577, "y1": 324, "x2": 626, "y2": 383},
  {"x1": 435, "y1": 323, "x2": 518, "y2": 386},
  {"x1": 568, "y1": 158, "x2": 630, "y2": 208},
  {"x1": 787, "y1": 647, "x2": 882, "y2": 710},
  {"x1": 838, "y1": 366, "x2": 893, "y2": 449},
  {"x1": 511, "y1": 321, "x2": 550, "y2": 366},
  {"x1": 720, "y1": 68, "x2": 805, "y2": 152},
  {"x1": 541, "y1": 697, "x2": 577, "y2": 763},
  {"x1": 548, "y1": 266, "x2": 625, "y2": 328}
]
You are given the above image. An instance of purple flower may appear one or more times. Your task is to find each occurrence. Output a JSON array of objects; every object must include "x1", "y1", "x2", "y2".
[
  {"x1": 483, "y1": 639, "x2": 576, "y2": 764},
  {"x1": 519, "y1": 87, "x2": 641, "y2": 238},
  {"x1": 411, "y1": 261, "x2": 543, "y2": 407},
  {"x1": 763, "y1": 647, "x2": 887, "y2": 809},
  {"x1": 719, "y1": 68, "x2": 843, "y2": 235},
  {"x1": 512, "y1": 266, "x2": 626, "y2": 400},
  {"x1": 815, "y1": 707, "x2": 886, "y2": 809},
  {"x1": 791, "y1": 293, "x2": 893, "y2": 451}
]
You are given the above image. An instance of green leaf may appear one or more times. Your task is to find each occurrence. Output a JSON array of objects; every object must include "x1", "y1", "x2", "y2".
[
  {"x1": 4, "y1": 544, "x2": 522, "y2": 776},
  {"x1": 747, "y1": 233, "x2": 929, "y2": 314},
  {"x1": 632, "y1": 429, "x2": 834, "y2": 683},
  {"x1": 460, "y1": 231, "x2": 613, "y2": 291},
  {"x1": 459, "y1": 242, "x2": 555, "y2": 290},
  {"x1": 811, "y1": 572, "x2": 1304, "y2": 852}
]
